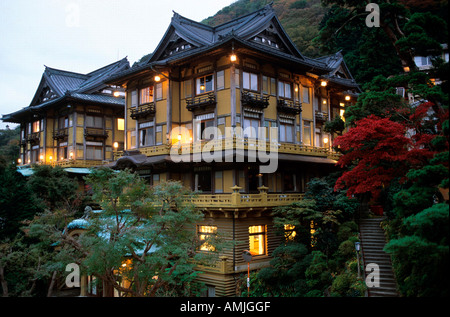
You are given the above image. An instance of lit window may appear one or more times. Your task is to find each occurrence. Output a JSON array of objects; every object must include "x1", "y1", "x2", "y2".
[
  {"x1": 196, "y1": 74, "x2": 214, "y2": 95},
  {"x1": 117, "y1": 118, "x2": 124, "y2": 131},
  {"x1": 139, "y1": 86, "x2": 154, "y2": 104},
  {"x1": 310, "y1": 220, "x2": 316, "y2": 248},
  {"x1": 249, "y1": 225, "x2": 266, "y2": 255},
  {"x1": 32, "y1": 121, "x2": 40, "y2": 133},
  {"x1": 198, "y1": 225, "x2": 217, "y2": 251},
  {"x1": 284, "y1": 224, "x2": 296, "y2": 241}
]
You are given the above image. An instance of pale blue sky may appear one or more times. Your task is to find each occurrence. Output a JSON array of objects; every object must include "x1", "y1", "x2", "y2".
[{"x1": 0, "y1": 0, "x2": 236, "y2": 128}]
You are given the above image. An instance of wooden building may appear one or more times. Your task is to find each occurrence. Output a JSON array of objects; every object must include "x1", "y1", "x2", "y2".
[
  {"x1": 105, "y1": 4, "x2": 360, "y2": 296},
  {"x1": 2, "y1": 58, "x2": 130, "y2": 180}
]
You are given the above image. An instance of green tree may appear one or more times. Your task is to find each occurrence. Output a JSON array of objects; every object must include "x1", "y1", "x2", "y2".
[{"x1": 28, "y1": 168, "x2": 228, "y2": 297}]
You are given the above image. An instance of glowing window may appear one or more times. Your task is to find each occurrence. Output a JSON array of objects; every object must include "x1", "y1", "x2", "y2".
[
  {"x1": 117, "y1": 118, "x2": 124, "y2": 131},
  {"x1": 249, "y1": 225, "x2": 266, "y2": 255},
  {"x1": 198, "y1": 225, "x2": 217, "y2": 251}
]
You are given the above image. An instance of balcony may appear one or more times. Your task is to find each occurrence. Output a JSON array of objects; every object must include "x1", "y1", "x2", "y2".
[
  {"x1": 26, "y1": 132, "x2": 40, "y2": 143},
  {"x1": 130, "y1": 103, "x2": 156, "y2": 120},
  {"x1": 241, "y1": 90, "x2": 269, "y2": 109},
  {"x1": 84, "y1": 128, "x2": 108, "y2": 139},
  {"x1": 114, "y1": 137, "x2": 340, "y2": 161},
  {"x1": 186, "y1": 92, "x2": 216, "y2": 111},
  {"x1": 277, "y1": 99, "x2": 302, "y2": 115},
  {"x1": 315, "y1": 111, "x2": 329, "y2": 123},
  {"x1": 53, "y1": 128, "x2": 69, "y2": 140},
  {"x1": 50, "y1": 159, "x2": 105, "y2": 168}
]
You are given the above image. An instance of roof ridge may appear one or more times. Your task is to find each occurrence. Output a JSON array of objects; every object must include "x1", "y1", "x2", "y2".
[
  {"x1": 44, "y1": 66, "x2": 89, "y2": 79},
  {"x1": 211, "y1": 3, "x2": 274, "y2": 31},
  {"x1": 85, "y1": 57, "x2": 129, "y2": 77}
]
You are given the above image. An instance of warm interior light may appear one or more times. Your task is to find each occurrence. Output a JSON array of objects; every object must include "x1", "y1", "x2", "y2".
[
  {"x1": 403, "y1": 66, "x2": 410, "y2": 73},
  {"x1": 321, "y1": 80, "x2": 327, "y2": 87},
  {"x1": 345, "y1": 95, "x2": 351, "y2": 101},
  {"x1": 322, "y1": 100, "x2": 327, "y2": 104},
  {"x1": 200, "y1": 84, "x2": 205, "y2": 91},
  {"x1": 113, "y1": 141, "x2": 119, "y2": 149},
  {"x1": 113, "y1": 91, "x2": 120, "y2": 97},
  {"x1": 230, "y1": 54, "x2": 237, "y2": 62},
  {"x1": 177, "y1": 134, "x2": 182, "y2": 141},
  {"x1": 49, "y1": 156, "x2": 53, "y2": 161},
  {"x1": 154, "y1": 75, "x2": 161, "y2": 82}
]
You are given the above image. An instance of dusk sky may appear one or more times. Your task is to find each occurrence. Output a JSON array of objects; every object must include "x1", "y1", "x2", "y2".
[{"x1": 0, "y1": 0, "x2": 236, "y2": 129}]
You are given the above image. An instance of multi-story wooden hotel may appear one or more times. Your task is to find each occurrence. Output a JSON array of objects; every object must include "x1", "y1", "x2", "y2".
[
  {"x1": 104, "y1": 5, "x2": 360, "y2": 296},
  {"x1": 2, "y1": 58, "x2": 130, "y2": 180}
]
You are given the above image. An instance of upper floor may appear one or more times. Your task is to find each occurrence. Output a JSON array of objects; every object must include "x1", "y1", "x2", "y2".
[
  {"x1": 2, "y1": 58, "x2": 130, "y2": 168},
  {"x1": 107, "y1": 5, "x2": 360, "y2": 163}
]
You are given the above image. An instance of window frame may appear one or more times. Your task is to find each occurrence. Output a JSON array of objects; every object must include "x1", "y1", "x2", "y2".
[
  {"x1": 196, "y1": 74, "x2": 214, "y2": 95},
  {"x1": 248, "y1": 225, "x2": 267, "y2": 256}
]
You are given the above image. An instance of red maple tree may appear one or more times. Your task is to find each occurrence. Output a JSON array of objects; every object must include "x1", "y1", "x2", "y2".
[{"x1": 333, "y1": 105, "x2": 443, "y2": 200}]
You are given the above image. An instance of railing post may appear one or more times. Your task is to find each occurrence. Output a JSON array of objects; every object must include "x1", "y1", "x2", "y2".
[
  {"x1": 231, "y1": 185, "x2": 242, "y2": 206},
  {"x1": 258, "y1": 186, "x2": 268, "y2": 204}
]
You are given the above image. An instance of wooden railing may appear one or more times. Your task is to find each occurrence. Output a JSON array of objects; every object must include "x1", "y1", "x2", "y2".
[
  {"x1": 53, "y1": 128, "x2": 69, "y2": 140},
  {"x1": 187, "y1": 186, "x2": 304, "y2": 209},
  {"x1": 186, "y1": 92, "x2": 216, "y2": 111},
  {"x1": 130, "y1": 103, "x2": 156, "y2": 120},
  {"x1": 241, "y1": 90, "x2": 269, "y2": 109},
  {"x1": 277, "y1": 99, "x2": 302, "y2": 114},
  {"x1": 50, "y1": 159, "x2": 105, "y2": 168},
  {"x1": 84, "y1": 128, "x2": 108, "y2": 139},
  {"x1": 114, "y1": 137, "x2": 340, "y2": 161}
]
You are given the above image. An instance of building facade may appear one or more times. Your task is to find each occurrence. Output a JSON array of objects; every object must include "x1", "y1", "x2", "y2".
[
  {"x1": 106, "y1": 5, "x2": 360, "y2": 296},
  {"x1": 2, "y1": 58, "x2": 130, "y2": 180}
]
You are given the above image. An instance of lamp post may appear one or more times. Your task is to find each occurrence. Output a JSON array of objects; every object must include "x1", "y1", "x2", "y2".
[
  {"x1": 242, "y1": 250, "x2": 252, "y2": 297},
  {"x1": 355, "y1": 242, "x2": 361, "y2": 278}
]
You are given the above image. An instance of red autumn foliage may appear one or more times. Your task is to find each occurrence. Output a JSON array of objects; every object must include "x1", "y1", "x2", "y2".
[{"x1": 333, "y1": 109, "x2": 440, "y2": 200}]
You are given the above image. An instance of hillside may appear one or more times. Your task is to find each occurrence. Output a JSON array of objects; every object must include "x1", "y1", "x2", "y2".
[{"x1": 202, "y1": 0, "x2": 328, "y2": 58}]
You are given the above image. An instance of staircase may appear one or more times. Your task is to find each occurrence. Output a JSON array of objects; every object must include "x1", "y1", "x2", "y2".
[{"x1": 359, "y1": 217, "x2": 399, "y2": 297}]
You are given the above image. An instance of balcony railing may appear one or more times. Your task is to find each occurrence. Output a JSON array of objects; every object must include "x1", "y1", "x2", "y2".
[
  {"x1": 53, "y1": 128, "x2": 69, "y2": 140},
  {"x1": 84, "y1": 128, "x2": 108, "y2": 139},
  {"x1": 50, "y1": 159, "x2": 105, "y2": 168},
  {"x1": 315, "y1": 111, "x2": 329, "y2": 122},
  {"x1": 186, "y1": 186, "x2": 305, "y2": 209},
  {"x1": 114, "y1": 137, "x2": 340, "y2": 161},
  {"x1": 241, "y1": 90, "x2": 269, "y2": 109},
  {"x1": 130, "y1": 103, "x2": 156, "y2": 120},
  {"x1": 26, "y1": 132, "x2": 40, "y2": 143},
  {"x1": 186, "y1": 92, "x2": 216, "y2": 111},
  {"x1": 277, "y1": 99, "x2": 302, "y2": 115}
]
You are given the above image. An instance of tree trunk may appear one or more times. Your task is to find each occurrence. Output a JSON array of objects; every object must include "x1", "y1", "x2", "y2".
[
  {"x1": 47, "y1": 271, "x2": 57, "y2": 297},
  {"x1": 0, "y1": 265, "x2": 8, "y2": 297}
]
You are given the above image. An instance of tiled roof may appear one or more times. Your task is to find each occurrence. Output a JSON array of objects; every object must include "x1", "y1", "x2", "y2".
[{"x1": 2, "y1": 58, "x2": 129, "y2": 122}]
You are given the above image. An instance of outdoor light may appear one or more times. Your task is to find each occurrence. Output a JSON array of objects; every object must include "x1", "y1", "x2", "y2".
[
  {"x1": 17, "y1": 158, "x2": 22, "y2": 164},
  {"x1": 355, "y1": 241, "x2": 361, "y2": 278},
  {"x1": 113, "y1": 141, "x2": 119, "y2": 149},
  {"x1": 69, "y1": 151, "x2": 74, "y2": 158},
  {"x1": 403, "y1": 66, "x2": 410, "y2": 73},
  {"x1": 154, "y1": 75, "x2": 161, "y2": 82},
  {"x1": 320, "y1": 80, "x2": 327, "y2": 87},
  {"x1": 345, "y1": 95, "x2": 351, "y2": 101},
  {"x1": 322, "y1": 100, "x2": 327, "y2": 104},
  {"x1": 49, "y1": 156, "x2": 53, "y2": 161},
  {"x1": 178, "y1": 134, "x2": 182, "y2": 141},
  {"x1": 355, "y1": 241, "x2": 361, "y2": 252},
  {"x1": 200, "y1": 84, "x2": 205, "y2": 91},
  {"x1": 230, "y1": 54, "x2": 237, "y2": 62},
  {"x1": 113, "y1": 91, "x2": 120, "y2": 97},
  {"x1": 39, "y1": 154, "x2": 44, "y2": 161},
  {"x1": 323, "y1": 137, "x2": 329, "y2": 144}
]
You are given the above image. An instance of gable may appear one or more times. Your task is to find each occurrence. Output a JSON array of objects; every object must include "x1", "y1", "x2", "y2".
[{"x1": 36, "y1": 83, "x2": 58, "y2": 104}]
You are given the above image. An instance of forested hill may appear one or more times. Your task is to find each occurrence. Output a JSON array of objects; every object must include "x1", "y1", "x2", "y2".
[{"x1": 202, "y1": 0, "x2": 328, "y2": 58}]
